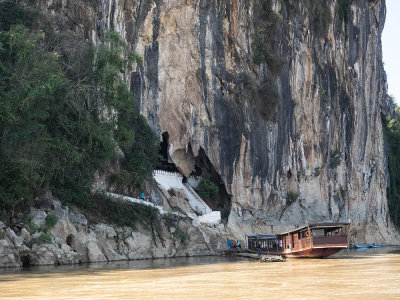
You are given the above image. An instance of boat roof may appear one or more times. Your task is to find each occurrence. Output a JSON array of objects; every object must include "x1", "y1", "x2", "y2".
[
  {"x1": 279, "y1": 222, "x2": 351, "y2": 235},
  {"x1": 246, "y1": 234, "x2": 278, "y2": 240}
]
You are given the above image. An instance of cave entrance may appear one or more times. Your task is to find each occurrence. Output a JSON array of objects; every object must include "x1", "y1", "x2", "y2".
[
  {"x1": 20, "y1": 254, "x2": 30, "y2": 268},
  {"x1": 66, "y1": 234, "x2": 74, "y2": 248},
  {"x1": 190, "y1": 147, "x2": 231, "y2": 213},
  {"x1": 157, "y1": 131, "x2": 180, "y2": 172}
]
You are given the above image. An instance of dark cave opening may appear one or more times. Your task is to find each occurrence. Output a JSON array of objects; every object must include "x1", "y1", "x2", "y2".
[
  {"x1": 157, "y1": 131, "x2": 179, "y2": 172},
  {"x1": 21, "y1": 254, "x2": 30, "y2": 268},
  {"x1": 155, "y1": 132, "x2": 231, "y2": 214},
  {"x1": 66, "y1": 234, "x2": 74, "y2": 248},
  {"x1": 190, "y1": 146, "x2": 231, "y2": 212}
]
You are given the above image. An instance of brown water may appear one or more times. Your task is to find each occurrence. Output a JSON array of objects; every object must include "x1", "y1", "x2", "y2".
[{"x1": 1, "y1": 247, "x2": 400, "y2": 299}]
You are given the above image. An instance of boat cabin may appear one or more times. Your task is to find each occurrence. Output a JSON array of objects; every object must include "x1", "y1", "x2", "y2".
[
  {"x1": 246, "y1": 222, "x2": 350, "y2": 258},
  {"x1": 246, "y1": 234, "x2": 282, "y2": 255}
]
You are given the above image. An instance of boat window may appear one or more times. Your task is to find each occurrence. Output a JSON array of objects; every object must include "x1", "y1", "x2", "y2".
[
  {"x1": 298, "y1": 233, "x2": 301, "y2": 240},
  {"x1": 312, "y1": 229, "x2": 325, "y2": 237}
]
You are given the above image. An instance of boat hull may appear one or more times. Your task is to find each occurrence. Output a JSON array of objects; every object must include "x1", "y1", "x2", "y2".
[
  {"x1": 247, "y1": 247, "x2": 345, "y2": 258},
  {"x1": 283, "y1": 247, "x2": 345, "y2": 258}
]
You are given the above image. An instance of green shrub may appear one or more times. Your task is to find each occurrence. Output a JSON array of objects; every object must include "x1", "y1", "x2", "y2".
[
  {"x1": 338, "y1": 0, "x2": 354, "y2": 35},
  {"x1": 251, "y1": 0, "x2": 282, "y2": 74},
  {"x1": 37, "y1": 232, "x2": 52, "y2": 244},
  {"x1": 92, "y1": 193, "x2": 160, "y2": 230},
  {"x1": 220, "y1": 207, "x2": 230, "y2": 221},
  {"x1": 255, "y1": 78, "x2": 280, "y2": 121},
  {"x1": 329, "y1": 150, "x2": 342, "y2": 168},
  {"x1": 238, "y1": 73, "x2": 280, "y2": 122},
  {"x1": 287, "y1": 191, "x2": 299, "y2": 205},
  {"x1": 339, "y1": 186, "x2": 347, "y2": 200},
  {"x1": 319, "y1": 86, "x2": 330, "y2": 105},
  {"x1": 173, "y1": 228, "x2": 186, "y2": 243},
  {"x1": 252, "y1": 35, "x2": 282, "y2": 74},
  {"x1": 306, "y1": 0, "x2": 332, "y2": 37},
  {"x1": 282, "y1": 0, "x2": 295, "y2": 18},
  {"x1": 25, "y1": 220, "x2": 38, "y2": 233},
  {"x1": 162, "y1": 212, "x2": 177, "y2": 227},
  {"x1": 0, "y1": 0, "x2": 31, "y2": 30},
  {"x1": 383, "y1": 107, "x2": 400, "y2": 229},
  {"x1": 45, "y1": 214, "x2": 58, "y2": 230},
  {"x1": 196, "y1": 174, "x2": 219, "y2": 202}
]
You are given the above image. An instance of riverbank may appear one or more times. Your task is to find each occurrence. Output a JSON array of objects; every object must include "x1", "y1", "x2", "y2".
[{"x1": 0, "y1": 198, "x2": 231, "y2": 268}]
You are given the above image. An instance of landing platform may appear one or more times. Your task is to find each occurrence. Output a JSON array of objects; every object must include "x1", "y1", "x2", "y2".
[{"x1": 232, "y1": 252, "x2": 285, "y2": 262}]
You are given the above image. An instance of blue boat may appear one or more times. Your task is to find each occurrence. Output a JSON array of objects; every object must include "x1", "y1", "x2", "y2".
[
  {"x1": 353, "y1": 245, "x2": 370, "y2": 249},
  {"x1": 370, "y1": 244, "x2": 385, "y2": 248},
  {"x1": 353, "y1": 243, "x2": 385, "y2": 249}
]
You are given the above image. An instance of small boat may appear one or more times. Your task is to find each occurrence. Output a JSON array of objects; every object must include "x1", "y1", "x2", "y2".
[
  {"x1": 370, "y1": 244, "x2": 385, "y2": 248},
  {"x1": 353, "y1": 243, "x2": 385, "y2": 249},
  {"x1": 246, "y1": 222, "x2": 350, "y2": 258}
]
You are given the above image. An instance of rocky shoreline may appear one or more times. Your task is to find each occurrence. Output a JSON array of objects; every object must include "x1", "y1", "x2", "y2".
[{"x1": 0, "y1": 200, "x2": 229, "y2": 269}]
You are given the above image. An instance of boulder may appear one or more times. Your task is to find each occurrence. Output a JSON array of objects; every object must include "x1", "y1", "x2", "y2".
[
  {"x1": 168, "y1": 189, "x2": 197, "y2": 219},
  {"x1": 94, "y1": 224, "x2": 127, "y2": 261},
  {"x1": 70, "y1": 213, "x2": 88, "y2": 227},
  {"x1": 30, "y1": 243, "x2": 80, "y2": 266},
  {"x1": 5, "y1": 227, "x2": 24, "y2": 248},
  {"x1": 86, "y1": 240, "x2": 107, "y2": 262},
  {"x1": 30, "y1": 244, "x2": 57, "y2": 266},
  {"x1": 0, "y1": 237, "x2": 22, "y2": 268},
  {"x1": 30, "y1": 208, "x2": 46, "y2": 228},
  {"x1": 123, "y1": 231, "x2": 153, "y2": 260},
  {"x1": 20, "y1": 228, "x2": 31, "y2": 244},
  {"x1": 49, "y1": 212, "x2": 78, "y2": 242}
]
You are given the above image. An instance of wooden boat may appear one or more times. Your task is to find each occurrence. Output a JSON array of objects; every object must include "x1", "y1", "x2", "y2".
[{"x1": 246, "y1": 222, "x2": 350, "y2": 258}]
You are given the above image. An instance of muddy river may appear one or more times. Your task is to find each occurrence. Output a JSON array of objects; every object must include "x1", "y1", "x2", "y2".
[{"x1": 1, "y1": 247, "x2": 399, "y2": 299}]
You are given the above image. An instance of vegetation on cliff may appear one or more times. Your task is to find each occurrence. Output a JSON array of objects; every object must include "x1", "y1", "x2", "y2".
[
  {"x1": 0, "y1": 1, "x2": 158, "y2": 214},
  {"x1": 384, "y1": 106, "x2": 400, "y2": 229},
  {"x1": 196, "y1": 173, "x2": 219, "y2": 203},
  {"x1": 91, "y1": 193, "x2": 160, "y2": 231}
]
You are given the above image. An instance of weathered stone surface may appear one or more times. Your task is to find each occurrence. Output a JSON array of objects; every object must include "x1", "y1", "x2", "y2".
[
  {"x1": 5, "y1": 228, "x2": 24, "y2": 248},
  {"x1": 30, "y1": 243, "x2": 80, "y2": 266},
  {"x1": 26, "y1": 0, "x2": 398, "y2": 243},
  {"x1": 30, "y1": 208, "x2": 46, "y2": 228},
  {"x1": 94, "y1": 224, "x2": 127, "y2": 261},
  {"x1": 123, "y1": 231, "x2": 153, "y2": 260},
  {"x1": 2, "y1": 1, "x2": 399, "y2": 269},
  {"x1": 20, "y1": 228, "x2": 31, "y2": 244},
  {"x1": 0, "y1": 237, "x2": 22, "y2": 268},
  {"x1": 86, "y1": 240, "x2": 108, "y2": 263},
  {"x1": 0, "y1": 199, "x2": 231, "y2": 268},
  {"x1": 168, "y1": 189, "x2": 197, "y2": 219}
]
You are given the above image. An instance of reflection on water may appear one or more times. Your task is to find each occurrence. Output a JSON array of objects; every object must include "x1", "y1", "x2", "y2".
[{"x1": 0, "y1": 247, "x2": 399, "y2": 299}]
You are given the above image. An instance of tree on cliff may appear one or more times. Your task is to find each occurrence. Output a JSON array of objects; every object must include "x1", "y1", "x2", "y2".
[
  {"x1": 0, "y1": 1, "x2": 158, "y2": 213},
  {"x1": 385, "y1": 106, "x2": 400, "y2": 229}
]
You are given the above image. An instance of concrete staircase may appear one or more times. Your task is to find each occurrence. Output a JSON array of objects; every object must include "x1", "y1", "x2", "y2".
[{"x1": 153, "y1": 170, "x2": 220, "y2": 224}]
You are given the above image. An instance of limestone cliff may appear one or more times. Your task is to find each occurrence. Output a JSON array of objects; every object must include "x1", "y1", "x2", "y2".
[
  {"x1": 0, "y1": 199, "x2": 227, "y2": 268},
  {"x1": 26, "y1": 0, "x2": 399, "y2": 244}
]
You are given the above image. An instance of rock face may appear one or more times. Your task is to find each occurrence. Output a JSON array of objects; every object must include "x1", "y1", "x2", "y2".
[
  {"x1": 26, "y1": 0, "x2": 399, "y2": 243},
  {"x1": 0, "y1": 204, "x2": 228, "y2": 268}
]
